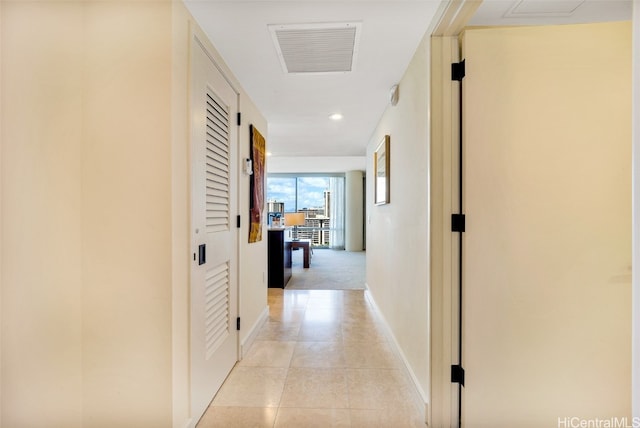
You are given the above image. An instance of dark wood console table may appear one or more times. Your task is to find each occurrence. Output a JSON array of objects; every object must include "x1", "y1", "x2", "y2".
[
  {"x1": 290, "y1": 239, "x2": 311, "y2": 268},
  {"x1": 268, "y1": 228, "x2": 292, "y2": 288}
]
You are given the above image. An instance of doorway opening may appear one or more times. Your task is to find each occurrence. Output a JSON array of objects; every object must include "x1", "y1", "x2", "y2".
[{"x1": 267, "y1": 173, "x2": 365, "y2": 290}]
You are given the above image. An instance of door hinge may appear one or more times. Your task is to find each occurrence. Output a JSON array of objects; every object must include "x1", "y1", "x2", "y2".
[
  {"x1": 237, "y1": 112, "x2": 242, "y2": 126},
  {"x1": 236, "y1": 317, "x2": 241, "y2": 331},
  {"x1": 451, "y1": 59, "x2": 466, "y2": 81},
  {"x1": 237, "y1": 215, "x2": 241, "y2": 228},
  {"x1": 451, "y1": 364, "x2": 465, "y2": 386},
  {"x1": 451, "y1": 214, "x2": 466, "y2": 233}
]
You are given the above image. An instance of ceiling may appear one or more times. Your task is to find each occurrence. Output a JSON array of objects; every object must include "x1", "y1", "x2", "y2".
[
  {"x1": 469, "y1": 0, "x2": 631, "y2": 26},
  {"x1": 184, "y1": 0, "x2": 632, "y2": 160}
]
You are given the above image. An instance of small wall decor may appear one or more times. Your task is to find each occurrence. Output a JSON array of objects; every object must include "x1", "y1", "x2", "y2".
[
  {"x1": 374, "y1": 135, "x2": 390, "y2": 205},
  {"x1": 249, "y1": 125, "x2": 266, "y2": 243}
]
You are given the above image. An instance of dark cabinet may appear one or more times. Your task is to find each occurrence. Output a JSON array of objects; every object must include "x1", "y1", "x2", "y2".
[{"x1": 268, "y1": 228, "x2": 292, "y2": 288}]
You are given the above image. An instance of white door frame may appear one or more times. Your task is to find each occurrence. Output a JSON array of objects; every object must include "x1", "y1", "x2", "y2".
[
  {"x1": 631, "y1": 0, "x2": 639, "y2": 417},
  {"x1": 429, "y1": 0, "x2": 640, "y2": 424},
  {"x1": 429, "y1": 2, "x2": 479, "y2": 426}
]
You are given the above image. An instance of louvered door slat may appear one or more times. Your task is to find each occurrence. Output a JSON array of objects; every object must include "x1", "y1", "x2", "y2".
[
  {"x1": 206, "y1": 127, "x2": 229, "y2": 146},
  {"x1": 207, "y1": 132, "x2": 229, "y2": 148},
  {"x1": 204, "y1": 262, "x2": 229, "y2": 360},
  {"x1": 205, "y1": 88, "x2": 231, "y2": 233},
  {"x1": 206, "y1": 187, "x2": 228, "y2": 198},
  {"x1": 206, "y1": 203, "x2": 229, "y2": 211},
  {"x1": 206, "y1": 220, "x2": 228, "y2": 228},
  {"x1": 207, "y1": 160, "x2": 229, "y2": 174},
  {"x1": 206, "y1": 158, "x2": 229, "y2": 174},
  {"x1": 206, "y1": 190, "x2": 228, "y2": 202},
  {"x1": 206, "y1": 116, "x2": 229, "y2": 137},
  {"x1": 206, "y1": 145, "x2": 229, "y2": 163},
  {"x1": 206, "y1": 169, "x2": 228, "y2": 181},
  {"x1": 207, "y1": 92, "x2": 229, "y2": 114},
  {"x1": 207, "y1": 95, "x2": 229, "y2": 123},
  {"x1": 206, "y1": 186, "x2": 228, "y2": 197}
]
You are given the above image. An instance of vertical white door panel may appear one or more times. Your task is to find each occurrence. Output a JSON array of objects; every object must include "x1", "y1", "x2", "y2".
[
  {"x1": 190, "y1": 36, "x2": 238, "y2": 423},
  {"x1": 461, "y1": 23, "x2": 631, "y2": 426}
]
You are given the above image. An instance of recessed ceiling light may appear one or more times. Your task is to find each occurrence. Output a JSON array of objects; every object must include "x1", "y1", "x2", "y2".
[
  {"x1": 266, "y1": 151, "x2": 273, "y2": 157},
  {"x1": 329, "y1": 113, "x2": 343, "y2": 121}
]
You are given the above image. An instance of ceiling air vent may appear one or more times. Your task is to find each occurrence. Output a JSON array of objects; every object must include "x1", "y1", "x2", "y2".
[
  {"x1": 504, "y1": 0, "x2": 586, "y2": 18},
  {"x1": 268, "y1": 22, "x2": 361, "y2": 74}
]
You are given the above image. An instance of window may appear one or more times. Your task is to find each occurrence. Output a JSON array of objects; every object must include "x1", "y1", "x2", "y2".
[
  {"x1": 267, "y1": 174, "x2": 344, "y2": 248},
  {"x1": 266, "y1": 177, "x2": 296, "y2": 212}
]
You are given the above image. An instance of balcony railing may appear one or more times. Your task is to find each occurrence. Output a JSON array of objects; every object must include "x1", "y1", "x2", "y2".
[{"x1": 293, "y1": 226, "x2": 336, "y2": 248}]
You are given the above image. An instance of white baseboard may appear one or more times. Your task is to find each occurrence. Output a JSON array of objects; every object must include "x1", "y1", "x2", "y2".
[
  {"x1": 239, "y1": 305, "x2": 269, "y2": 359},
  {"x1": 365, "y1": 289, "x2": 429, "y2": 425}
]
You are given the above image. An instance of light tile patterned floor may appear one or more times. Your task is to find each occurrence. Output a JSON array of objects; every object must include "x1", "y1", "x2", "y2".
[{"x1": 197, "y1": 289, "x2": 426, "y2": 427}]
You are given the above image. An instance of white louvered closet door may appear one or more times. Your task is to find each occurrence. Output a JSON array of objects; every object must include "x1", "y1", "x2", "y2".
[{"x1": 190, "y1": 36, "x2": 238, "y2": 424}]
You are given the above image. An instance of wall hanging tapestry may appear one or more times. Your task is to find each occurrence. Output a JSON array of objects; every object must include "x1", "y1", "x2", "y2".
[{"x1": 249, "y1": 125, "x2": 266, "y2": 243}]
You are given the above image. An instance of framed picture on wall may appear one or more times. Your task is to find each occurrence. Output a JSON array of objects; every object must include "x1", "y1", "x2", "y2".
[{"x1": 374, "y1": 135, "x2": 390, "y2": 205}]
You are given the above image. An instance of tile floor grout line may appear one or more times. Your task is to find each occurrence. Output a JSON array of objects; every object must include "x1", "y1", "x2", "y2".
[{"x1": 198, "y1": 287, "x2": 426, "y2": 427}]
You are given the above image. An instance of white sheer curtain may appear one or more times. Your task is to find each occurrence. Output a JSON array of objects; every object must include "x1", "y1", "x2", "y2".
[{"x1": 329, "y1": 177, "x2": 345, "y2": 249}]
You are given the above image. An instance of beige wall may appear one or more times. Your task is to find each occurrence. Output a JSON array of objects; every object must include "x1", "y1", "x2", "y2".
[
  {"x1": 366, "y1": 32, "x2": 430, "y2": 406},
  {"x1": 2, "y1": 3, "x2": 84, "y2": 426},
  {"x1": 171, "y1": 3, "x2": 192, "y2": 426},
  {"x1": 345, "y1": 170, "x2": 364, "y2": 252},
  {"x1": 82, "y1": 3, "x2": 174, "y2": 425},
  {"x1": 0, "y1": 1, "x2": 3, "y2": 421},
  {"x1": 238, "y1": 88, "x2": 269, "y2": 358},
  {"x1": 462, "y1": 22, "x2": 631, "y2": 425},
  {"x1": 634, "y1": 0, "x2": 640, "y2": 418},
  {"x1": 1, "y1": 1, "x2": 268, "y2": 426}
]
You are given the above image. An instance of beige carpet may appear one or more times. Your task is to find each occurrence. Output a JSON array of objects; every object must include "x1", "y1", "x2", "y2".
[{"x1": 285, "y1": 248, "x2": 366, "y2": 290}]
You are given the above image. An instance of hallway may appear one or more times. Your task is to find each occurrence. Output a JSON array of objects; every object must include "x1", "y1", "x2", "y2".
[
  {"x1": 197, "y1": 289, "x2": 425, "y2": 427},
  {"x1": 286, "y1": 249, "x2": 366, "y2": 290}
]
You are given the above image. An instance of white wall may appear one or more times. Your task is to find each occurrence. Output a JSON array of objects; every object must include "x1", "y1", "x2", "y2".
[
  {"x1": 267, "y1": 156, "x2": 365, "y2": 173},
  {"x1": 366, "y1": 32, "x2": 430, "y2": 405},
  {"x1": 1, "y1": 2, "x2": 268, "y2": 426}
]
